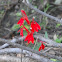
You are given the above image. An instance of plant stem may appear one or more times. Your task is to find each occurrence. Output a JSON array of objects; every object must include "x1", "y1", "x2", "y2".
[{"x1": 33, "y1": 37, "x2": 38, "y2": 49}]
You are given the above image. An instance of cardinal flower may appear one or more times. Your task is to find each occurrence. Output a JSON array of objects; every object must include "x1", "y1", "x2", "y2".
[
  {"x1": 17, "y1": 28, "x2": 23, "y2": 37},
  {"x1": 31, "y1": 18, "x2": 41, "y2": 32},
  {"x1": 39, "y1": 43, "x2": 45, "y2": 51},
  {"x1": 21, "y1": 10, "x2": 30, "y2": 25},
  {"x1": 17, "y1": 10, "x2": 30, "y2": 26},
  {"x1": 24, "y1": 32, "x2": 34, "y2": 44}
]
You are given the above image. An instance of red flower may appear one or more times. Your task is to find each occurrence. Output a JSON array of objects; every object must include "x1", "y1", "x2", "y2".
[
  {"x1": 17, "y1": 10, "x2": 42, "y2": 52},
  {"x1": 39, "y1": 46, "x2": 42, "y2": 51},
  {"x1": 21, "y1": 10, "x2": 30, "y2": 25},
  {"x1": 21, "y1": 10, "x2": 27, "y2": 17},
  {"x1": 17, "y1": 17, "x2": 24, "y2": 26},
  {"x1": 17, "y1": 28, "x2": 23, "y2": 37},
  {"x1": 24, "y1": 17, "x2": 30, "y2": 25},
  {"x1": 24, "y1": 32, "x2": 34, "y2": 44},
  {"x1": 31, "y1": 18, "x2": 41, "y2": 32},
  {"x1": 39, "y1": 43, "x2": 45, "y2": 51}
]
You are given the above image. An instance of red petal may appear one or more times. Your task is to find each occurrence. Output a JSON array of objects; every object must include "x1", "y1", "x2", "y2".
[
  {"x1": 29, "y1": 33, "x2": 34, "y2": 44},
  {"x1": 17, "y1": 17, "x2": 24, "y2": 26},
  {"x1": 25, "y1": 17, "x2": 30, "y2": 25},
  {"x1": 31, "y1": 36, "x2": 34, "y2": 44},
  {"x1": 20, "y1": 28, "x2": 23, "y2": 36},
  {"x1": 24, "y1": 34, "x2": 29, "y2": 41},
  {"x1": 21, "y1": 10, "x2": 27, "y2": 17},
  {"x1": 24, "y1": 32, "x2": 34, "y2": 44},
  {"x1": 31, "y1": 33, "x2": 34, "y2": 44},
  {"x1": 31, "y1": 22, "x2": 35, "y2": 32},
  {"x1": 28, "y1": 40, "x2": 30, "y2": 44},
  {"x1": 35, "y1": 22, "x2": 41, "y2": 30},
  {"x1": 21, "y1": 10, "x2": 30, "y2": 25},
  {"x1": 24, "y1": 37, "x2": 28, "y2": 41},
  {"x1": 31, "y1": 28, "x2": 34, "y2": 33},
  {"x1": 34, "y1": 26, "x2": 38, "y2": 32},
  {"x1": 41, "y1": 43, "x2": 45, "y2": 50},
  {"x1": 39, "y1": 46, "x2": 42, "y2": 51},
  {"x1": 31, "y1": 18, "x2": 41, "y2": 32}
]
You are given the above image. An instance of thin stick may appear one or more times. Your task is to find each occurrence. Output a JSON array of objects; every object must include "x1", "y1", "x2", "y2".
[
  {"x1": 33, "y1": 37, "x2": 38, "y2": 49},
  {"x1": 42, "y1": 47, "x2": 53, "y2": 53}
]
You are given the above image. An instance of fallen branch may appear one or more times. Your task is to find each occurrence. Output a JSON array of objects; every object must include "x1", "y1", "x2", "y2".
[
  {"x1": 0, "y1": 38, "x2": 62, "y2": 60},
  {"x1": 0, "y1": 36, "x2": 25, "y2": 49},
  {"x1": 0, "y1": 34, "x2": 62, "y2": 49},
  {"x1": 22, "y1": 0, "x2": 62, "y2": 24},
  {"x1": 0, "y1": 48, "x2": 21, "y2": 54},
  {"x1": 0, "y1": 48, "x2": 53, "y2": 62},
  {"x1": 0, "y1": 34, "x2": 62, "y2": 50}
]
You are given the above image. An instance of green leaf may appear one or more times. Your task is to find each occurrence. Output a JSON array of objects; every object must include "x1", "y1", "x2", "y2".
[
  {"x1": 34, "y1": 42, "x2": 41, "y2": 51},
  {"x1": 16, "y1": 12, "x2": 21, "y2": 17},
  {"x1": 55, "y1": 38, "x2": 61, "y2": 43},
  {"x1": 50, "y1": 58, "x2": 57, "y2": 61},
  {"x1": 44, "y1": 31, "x2": 48, "y2": 39},
  {"x1": 44, "y1": 4, "x2": 50, "y2": 12},
  {"x1": 23, "y1": 30, "x2": 27, "y2": 36},
  {"x1": 34, "y1": 6, "x2": 37, "y2": 8},
  {"x1": 32, "y1": 10, "x2": 35, "y2": 13},
  {"x1": 56, "y1": 24, "x2": 61, "y2": 28},
  {"x1": 11, "y1": 24, "x2": 20, "y2": 31},
  {"x1": 0, "y1": 11, "x2": 4, "y2": 14},
  {"x1": 56, "y1": 60, "x2": 62, "y2": 62},
  {"x1": 60, "y1": 37, "x2": 62, "y2": 41},
  {"x1": 24, "y1": 25, "x2": 30, "y2": 29}
]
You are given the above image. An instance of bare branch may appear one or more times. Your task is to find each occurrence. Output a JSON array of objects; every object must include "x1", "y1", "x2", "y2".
[
  {"x1": 43, "y1": 47, "x2": 53, "y2": 53},
  {"x1": 0, "y1": 48, "x2": 21, "y2": 54},
  {"x1": 0, "y1": 38, "x2": 62, "y2": 60},
  {"x1": 0, "y1": 34, "x2": 62, "y2": 50},
  {"x1": 0, "y1": 48, "x2": 53, "y2": 62},
  {"x1": 0, "y1": 36, "x2": 26, "y2": 49}
]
